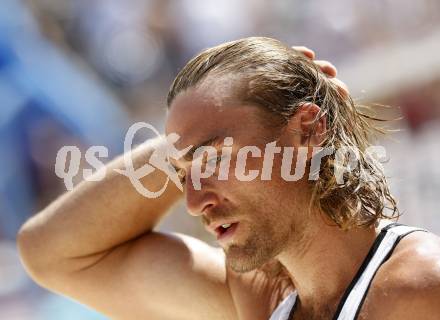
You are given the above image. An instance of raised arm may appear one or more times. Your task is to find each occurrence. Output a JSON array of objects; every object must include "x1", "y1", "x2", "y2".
[{"x1": 17, "y1": 137, "x2": 237, "y2": 320}]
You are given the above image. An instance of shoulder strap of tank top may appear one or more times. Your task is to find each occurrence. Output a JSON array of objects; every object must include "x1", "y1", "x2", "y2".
[
  {"x1": 269, "y1": 291, "x2": 298, "y2": 320},
  {"x1": 332, "y1": 223, "x2": 428, "y2": 320}
]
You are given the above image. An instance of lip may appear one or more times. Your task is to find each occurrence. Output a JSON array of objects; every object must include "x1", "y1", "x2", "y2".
[
  {"x1": 216, "y1": 222, "x2": 239, "y2": 245},
  {"x1": 206, "y1": 221, "x2": 239, "y2": 245},
  {"x1": 207, "y1": 220, "x2": 238, "y2": 235}
]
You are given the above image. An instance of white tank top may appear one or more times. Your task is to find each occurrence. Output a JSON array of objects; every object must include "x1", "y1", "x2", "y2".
[{"x1": 269, "y1": 223, "x2": 427, "y2": 320}]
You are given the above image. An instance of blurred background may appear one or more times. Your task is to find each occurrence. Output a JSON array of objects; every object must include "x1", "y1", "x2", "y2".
[{"x1": 1, "y1": 0, "x2": 439, "y2": 318}]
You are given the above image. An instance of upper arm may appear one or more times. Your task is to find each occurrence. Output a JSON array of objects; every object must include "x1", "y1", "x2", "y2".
[
  {"x1": 362, "y1": 232, "x2": 440, "y2": 320},
  {"x1": 33, "y1": 232, "x2": 238, "y2": 320},
  {"x1": 365, "y1": 281, "x2": 440, "y2": 320}
]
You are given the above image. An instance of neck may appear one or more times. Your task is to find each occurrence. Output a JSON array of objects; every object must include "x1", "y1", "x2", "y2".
[{"x1": 277, "y1": 215, "x2": 383, "y2": 313}]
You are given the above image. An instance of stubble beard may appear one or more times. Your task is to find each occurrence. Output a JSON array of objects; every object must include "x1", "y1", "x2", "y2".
[{"x1": 224, "y1": 217, "x2": 293, "y2": 273}]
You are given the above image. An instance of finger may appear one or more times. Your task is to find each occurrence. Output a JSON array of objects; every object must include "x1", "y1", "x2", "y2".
[
  {"x1": 329, "y1": 78, "x2": 349, "y2": 98},
  {"x1": 292, "y1": 46, "x2": 315, "y2": 60},
  {"x1": 314, "y1": 60, "x2": 337, "y2": 77}
]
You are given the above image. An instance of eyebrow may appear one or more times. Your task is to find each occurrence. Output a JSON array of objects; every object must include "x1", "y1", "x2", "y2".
[{"x1": 183, "y1": 135, "x2": 223, "y2": 162}]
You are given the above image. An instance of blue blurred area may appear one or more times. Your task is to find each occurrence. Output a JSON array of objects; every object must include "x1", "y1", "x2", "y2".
[
  {"x1": 0, "y1": 0, "x2": 128, "y2": 239},
  {"x1": 0, "y1": 0, "x2": 128, "y2": 318}
]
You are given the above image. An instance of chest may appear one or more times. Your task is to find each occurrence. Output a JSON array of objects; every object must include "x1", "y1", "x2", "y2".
[{"x1": 289, "y1": 282, "x2": 389, "y2": 320}]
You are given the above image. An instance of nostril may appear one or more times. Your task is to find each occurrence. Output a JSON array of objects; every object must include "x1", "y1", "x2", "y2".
[
  {"x1": 186, "y1": 191, "x2": 219, "y2": 216},
  {"x1": 202, "y1": 203, "x2": 214, "y2": 214}
]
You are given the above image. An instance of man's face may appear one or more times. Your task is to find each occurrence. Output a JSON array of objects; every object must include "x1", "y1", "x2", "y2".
[{"x1": 165, "y1": 84, "x2": 310, "y2": 273}]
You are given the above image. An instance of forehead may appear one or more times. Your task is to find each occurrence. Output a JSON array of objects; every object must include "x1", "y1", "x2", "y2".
[{"x1": 165, "y1": 86, "x2": 268, "y2": 149}]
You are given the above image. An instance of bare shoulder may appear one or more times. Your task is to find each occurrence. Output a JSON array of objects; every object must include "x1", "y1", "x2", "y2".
[
  {"x1": 378, "y1": 230, "x2": 440, "y2": 292},
  {"x1": 360, "y1": 230, "x2": 440, "y2": 319},
  {"x1": 227, "y1": 260, "x2": 295, "y2": 320}
]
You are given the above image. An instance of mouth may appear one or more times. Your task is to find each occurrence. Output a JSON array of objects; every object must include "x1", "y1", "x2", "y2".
[{"x1": 215, "y1": 222, "x2": 239, "y2": 244}]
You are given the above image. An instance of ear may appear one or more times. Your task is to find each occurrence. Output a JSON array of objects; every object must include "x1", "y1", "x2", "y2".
[{"x1": 286, "y1": 103, "x2": 327, "y2": 146}]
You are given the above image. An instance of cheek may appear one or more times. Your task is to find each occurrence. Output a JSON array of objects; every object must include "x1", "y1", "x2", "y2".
[{"x1": 211, "y1": 153, "x2": 298, "y2": 207}]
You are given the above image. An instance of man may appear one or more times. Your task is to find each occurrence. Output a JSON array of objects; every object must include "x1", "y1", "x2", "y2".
[{"x1": 18, "y1": 37, "x2": 440, "y2": 319}]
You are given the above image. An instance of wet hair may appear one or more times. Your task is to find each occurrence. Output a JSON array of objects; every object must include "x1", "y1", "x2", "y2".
[{"x1": 167, "y1": 36, "x2": 399, "y2": 229}]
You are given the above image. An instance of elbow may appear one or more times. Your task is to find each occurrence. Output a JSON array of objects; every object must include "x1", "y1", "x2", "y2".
[
  {"x1": 16, "y1": 221, "x2": 53, "y2": 285},
  {"x1": 17, "y1": 222, "x2": 85, "y2": 295}
]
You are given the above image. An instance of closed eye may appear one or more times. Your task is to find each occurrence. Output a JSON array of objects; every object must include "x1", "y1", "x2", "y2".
[{"x1": 170, "y1": 154, "x2": 223, "y2": 185}]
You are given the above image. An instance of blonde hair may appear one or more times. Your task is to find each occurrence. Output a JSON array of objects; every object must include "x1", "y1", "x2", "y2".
[{"x1": 168, "y1": 37, "x2": 399, "y2": 229}]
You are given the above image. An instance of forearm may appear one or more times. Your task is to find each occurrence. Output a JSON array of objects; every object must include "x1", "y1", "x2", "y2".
[{"x1": 18, "y1": 136, "x2": 182, "y2": 271}]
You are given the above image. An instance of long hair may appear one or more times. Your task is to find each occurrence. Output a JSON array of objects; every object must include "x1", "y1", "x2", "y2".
[{"x1": 167, "y1": 36, "x2": 399, "y2": 230}]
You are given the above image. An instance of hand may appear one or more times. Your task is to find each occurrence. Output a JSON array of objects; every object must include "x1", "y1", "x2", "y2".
[{"x1": 292, "y1": 46, "x2": 349, "y2": 97}]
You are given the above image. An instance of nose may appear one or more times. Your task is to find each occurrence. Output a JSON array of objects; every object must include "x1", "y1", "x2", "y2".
[{"x1": 185, "y1": 173, "x2": 219, "y2": 216}]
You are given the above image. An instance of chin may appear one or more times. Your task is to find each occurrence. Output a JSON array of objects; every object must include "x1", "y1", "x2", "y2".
[{"x1": 225, "y1": 242, "x2": 277, "y2": 273}]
